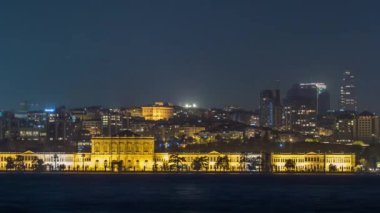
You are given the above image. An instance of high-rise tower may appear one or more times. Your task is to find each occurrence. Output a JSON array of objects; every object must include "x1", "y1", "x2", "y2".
[
  {"x1": 283, "y1": 82, "x2": 330, "y2": 135},
  {"x1": 259, "y1": 89, "x2": 282, "y2": 129},
  {"x1": 340, "y1": 71, "x2": 357, "y2": 112},
  {"x1": 259, "y1": 90, "x2": 274, "y2": 128}
]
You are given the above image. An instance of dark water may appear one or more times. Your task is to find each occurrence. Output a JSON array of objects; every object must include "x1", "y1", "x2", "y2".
[{"x1": 0, "y1": 173, "x2": 379, "y2": 212}]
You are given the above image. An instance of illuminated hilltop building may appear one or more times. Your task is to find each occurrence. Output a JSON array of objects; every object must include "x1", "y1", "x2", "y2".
[{"x1": 141, "y1": 102, "x2": 174, "y2": 121}]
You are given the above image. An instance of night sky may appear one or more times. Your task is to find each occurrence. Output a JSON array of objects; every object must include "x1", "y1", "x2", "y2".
[{"x1": 0, "y1": 1, "x2": 379, "y2": 112}]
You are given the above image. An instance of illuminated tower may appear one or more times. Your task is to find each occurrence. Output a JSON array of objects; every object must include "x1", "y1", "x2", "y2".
[{"x1": 340, "y1": 71, "x2": 357, "y2": 112}]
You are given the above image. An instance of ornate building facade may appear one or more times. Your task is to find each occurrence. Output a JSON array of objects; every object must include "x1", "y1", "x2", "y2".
[
  {"x1": 91, "y1": 136, "x2": 155, "y2": 171},
  {"x1": 0, "y1": 137, "x2": 357, "y2": 173},
  {"x1": 271, "y1": 152, "x2": 355, "y2": 172},
  {"x1": 154, "y1": 151, "x2": 262, "y2": 172},
  {"x1": 141, "y1": 102, "x2": 174, "y2": 121}
]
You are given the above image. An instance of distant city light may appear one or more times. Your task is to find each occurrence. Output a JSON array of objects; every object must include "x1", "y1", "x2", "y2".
[
  {"x1": 44, "y1": 108, "x2": 55, "y2": 113},
  {"x1": 184, "y1": 103, "x2": 197, "y2": 108}
]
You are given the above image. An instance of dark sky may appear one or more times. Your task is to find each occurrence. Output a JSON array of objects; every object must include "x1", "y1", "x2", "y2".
[{"x1": 1, "y1": 1, "x2": 379, "y2": 112}]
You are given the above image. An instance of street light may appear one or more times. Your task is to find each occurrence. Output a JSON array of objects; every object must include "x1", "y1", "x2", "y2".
[
  {"x1": 53, "y1": 154, "x2": 58, "y2": 171},
  {"x1": 95, "y1": 160, "x2": 99, "y2": 172},
  {"x1": 81, "y1": 154, "x2": 85, "y2": 171},
  {"x1": 104, "y1": 160, "x2": 108, "y2": 172}
]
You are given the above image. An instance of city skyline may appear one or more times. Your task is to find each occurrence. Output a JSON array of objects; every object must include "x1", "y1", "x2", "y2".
[
  {"x1": 0, "y1": 1, "x2": 380, "y2": 112},
  {"x1": 2, "y1": 2, "x2": 380, "y2": 212},
  {"x1": 0, "y1": 71, "x2": 362, "y2": 110}
]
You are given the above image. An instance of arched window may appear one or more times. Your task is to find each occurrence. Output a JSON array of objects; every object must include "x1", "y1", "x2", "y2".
[
  {"x1": 143, "y1": 143, "x2": 149, "y2": 152},
  {"x1": 135, "y1": 144, "x2": 141, "y2": 152},
  {"x1": 94, "y1": 143, "x2": 100, "y2": 152},
  {"x1": 112, "y1": 143, "x2": 117, "y2": 153},
  {"x1": 119, "y1": 143, "x2": 125, "y2": 153},
  {"x1": 127, "y1": 143, "x2": 132, "y2": 152}
]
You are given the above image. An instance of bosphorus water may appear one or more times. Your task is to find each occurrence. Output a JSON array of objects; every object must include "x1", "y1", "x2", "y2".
[{"x1": 0, "y1": 173, "x2": 379, "y2": 212}]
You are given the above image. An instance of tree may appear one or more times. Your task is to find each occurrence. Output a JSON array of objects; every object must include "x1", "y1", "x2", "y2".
[
  {"x1": 5, "y1": 157, "x2": 15, "y2": 171},
  {"x1": 95, "y1": 160, "x2": 99, "y2": 171},
  {"x1": 104, "y1": 160, "x2": 108, "y2": 171},
  {"x1": 216, "y1": 155, "x2": 229, "y2": 171},
  {"x1": 111, "y1": 160, "x2": 123, "y2": 172},
  {"x1": 191, "y1": 156, "x2": 209, "y2": 171},
  {"x1": 14, "y1": 155, "x2": 25, "y2": 171},
  {"x1": 239, "y1": 153, "x2": 249, "y2": 171},
  {"x1": 329, "y1": 164, "x2": 337, "y2": 172},
  {"x1": 169, "y1": 154, "x2": 186, "y2": 172},
  {"x1": 247, "y1": 157, "x2": 259, "y2": 172},
  {"x1": 58, "y1": 164, "x2": 66, "y2": 171},
  {"x1": 239, "y1": 154, "x2": 259, "y2": 172},
  {"x1": 32, "y1": 157, "x2": 46, "y2": 172},
  {"x1": 152, "y1": 157, "x2": 159, "y2": 172},
  {"x1": 359, "y1": 158, "x2": 368, "y2": 172},
  {"x1": 162, "y1": 162, "x2": 169, "y2": 172},
  {"x1": 284, "y1": 159, "x2": 296, "y2": 172},
  {"x1": 81, "y1": 154, "x2": 85, "y2": 171}
]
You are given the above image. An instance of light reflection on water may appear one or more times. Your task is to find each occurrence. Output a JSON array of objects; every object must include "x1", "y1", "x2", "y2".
[{"x1": 0, "y1": 173, "x2": 378, "y2": 212}]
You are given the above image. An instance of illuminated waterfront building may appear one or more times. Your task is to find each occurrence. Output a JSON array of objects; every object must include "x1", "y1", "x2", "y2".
[
  {"x1": 271, "y1": 152, "x2": 355, "y2": 172},
  {"x1": 0, "y1": 136, "x2": 155, "y2": 172},
  {"x1": 0, "y1": 148, "x2": 356, "y2": 173},
  {"x1": 0, "y1": 151, "x2": 92, "y2": 171},
  {"x1": 340, "y1": 70, "x2": 357, "y2": 112},
  {"x1": 0, "y1": 135, "x2": 357, "y2": 173},
  {"x1": 91, "y1": 136, "x2": 155, "y2": 171},
  {"x1": 154, "y1": 151, "x2": 262, "y2": 172},
  {"x1": 142, "y1": 102, "x2": 174, "y2": 121}
]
